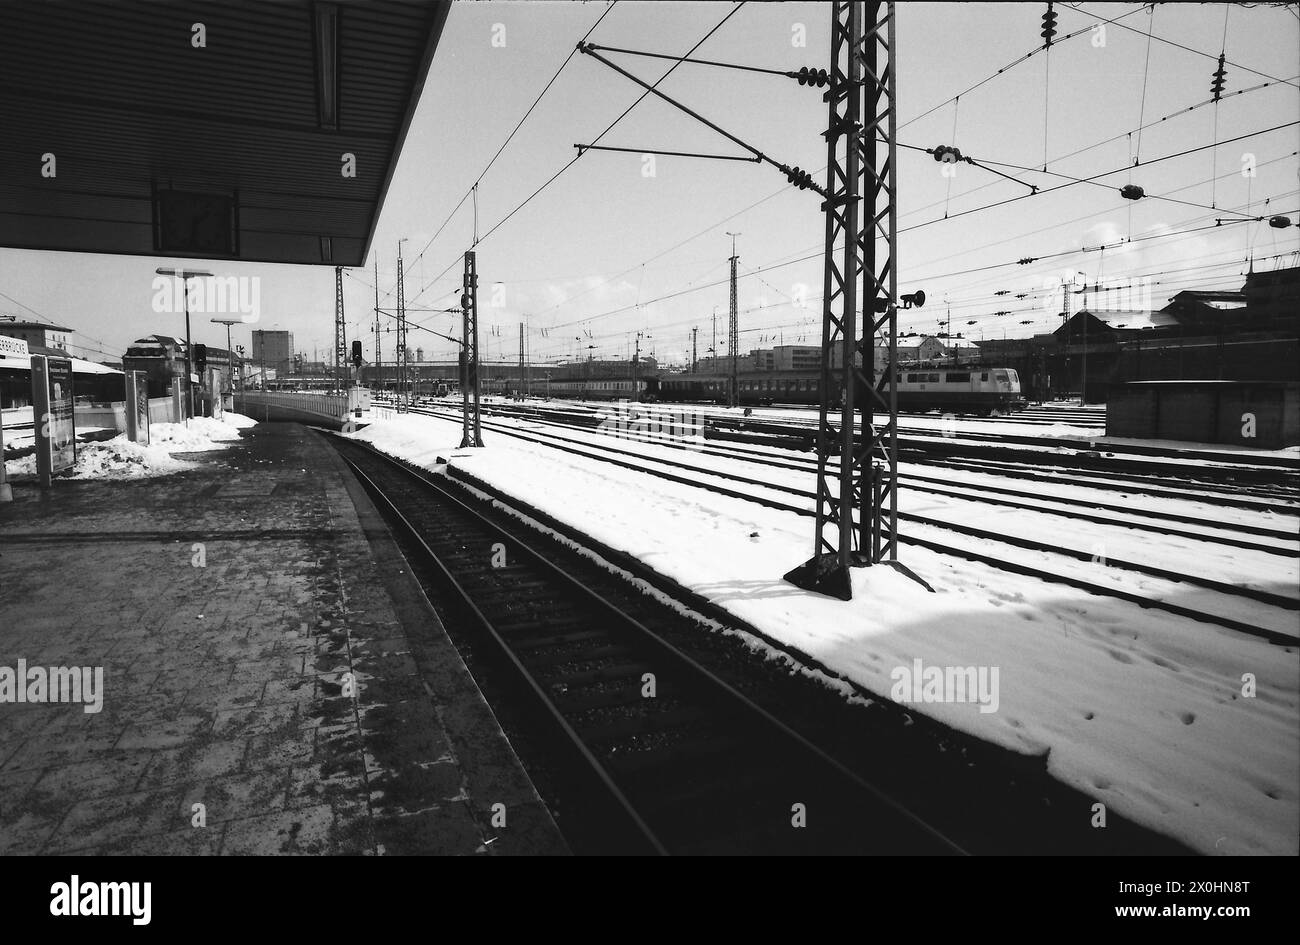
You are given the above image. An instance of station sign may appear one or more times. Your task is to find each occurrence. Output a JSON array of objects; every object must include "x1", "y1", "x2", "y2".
[{"x1": 31, "y1": 354, "x2": 77, "y2": 486}]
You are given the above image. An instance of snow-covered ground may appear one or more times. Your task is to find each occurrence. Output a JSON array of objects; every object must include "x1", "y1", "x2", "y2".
[
  {"x1": 346, "y1": 410, "x2": 1299, "y2": 856},
  {"x1": 3, "y1": 413, "x2": 256, "y2": 481},
  {"x1": 504, "y1": 397, "x2": 1300, "y2": 464}
]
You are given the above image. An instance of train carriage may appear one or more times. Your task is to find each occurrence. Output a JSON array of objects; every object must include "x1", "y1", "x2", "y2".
[
  {"x1": 544, "y1": 378, "x2": 655, "y2": 401},
  {"x1": 658, "y1": 366, "x2": 1025, "y2": 414},
  {"x1": 1, "y1": 350, "x2": 125, "y2": 409}
]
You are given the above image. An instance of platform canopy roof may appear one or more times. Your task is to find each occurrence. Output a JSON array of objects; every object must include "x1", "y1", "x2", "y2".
[{"x1": 0, "y1": 0, "x2": 450, "y2": 266}]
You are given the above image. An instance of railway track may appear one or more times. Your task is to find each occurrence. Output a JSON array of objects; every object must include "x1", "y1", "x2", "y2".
[
  {"x1": 447, "y1": 398, "x2": 1300, "y2": 510},
  {"x1": 412, "y1": 402, "x2": 1300, "y2": 550},
  {"x1": 329, "y1": 434, "x2": 965, "y2": 856},
  {"x1": 406, "y1": 404, "x2": 1299, "y2": 646}
]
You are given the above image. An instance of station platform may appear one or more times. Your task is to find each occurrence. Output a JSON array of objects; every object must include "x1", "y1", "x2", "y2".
[{"x1": 0, "y1": 422, "x2": 566, "y2": 856}]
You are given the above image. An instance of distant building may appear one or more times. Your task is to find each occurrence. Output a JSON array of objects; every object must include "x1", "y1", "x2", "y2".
[
  {"x1": 0, "y1": 319, "x2": 71, "y2": 353},
  {"x1": 252, "y1": 329, "x2": 294, "y2": 376},
  {"x1": 969, "y1": 265, "x2": 1300, "y2": 402},
  {"x1": 894, "y1": 336, "x2": 947, "y2": 363},
  {"x1": 551, "y1": 357, "x2": 658, "y2": 380}
]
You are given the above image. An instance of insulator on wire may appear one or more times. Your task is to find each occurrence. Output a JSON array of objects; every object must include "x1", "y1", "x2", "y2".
[
  {"x1": 784, "y1": 165, "x2": 817, "y2": 191},
  {"x1": 1041, "y1": 2, "x2": 1058, "y2": 46},
  {"x1": 1211, "y1": 53, "x2": 1227, "y2": 101},
  {"x1": 794, "y1": 66, "x2": 830, "y2": 87},
  {"x1": 932, "y1": 144, "x2": 965, "y2": 164},
  {"x1": 1017, "y1": 257, "x2": 1037, "y2": 265},
  {"x1": 1120, "y1": 184, "x2": 1145, "y2": 200},
  {"x1": 1269, "y1": 215, "x2": 1293, "y2": 229}
]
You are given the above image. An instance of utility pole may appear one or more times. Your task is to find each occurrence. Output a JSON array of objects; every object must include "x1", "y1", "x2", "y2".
[
  {"x1": 518, "y1": 322, "x2": 524, "y2": 400},
  {"x1": 786, "y1": 1, "x2": 910, "y2": 601},
  {"x1": 691, "y1": 327, "x2": 698, "y2": 373},
  {"x1": 726, "y1": 232, "x2": 740, "y2": 407},
  {"x1": 460, "y1": 250, "x2": 484, "y2": 447},
  {"x1": 333, "y1": 265, "x2": 346, "y2": 393},
  {"x1": 210, "y1": 318, "x2": 241, "y2": 401},
  {"x1": 396, "y1": 240, "x2": 408, "y2": 410},
  {"x1": 373, "y1": 257, "x2": 382, "y2": 395}
]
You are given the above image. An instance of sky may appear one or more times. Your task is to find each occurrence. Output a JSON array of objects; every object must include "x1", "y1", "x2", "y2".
[{"x1": 1, "y1": 0, "x2": 1297, "y2": 368}]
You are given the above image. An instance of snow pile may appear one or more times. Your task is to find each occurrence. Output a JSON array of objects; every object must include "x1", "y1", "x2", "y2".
[{"x1": 3, "y1": 412, "x2": 257, "y2": 481}]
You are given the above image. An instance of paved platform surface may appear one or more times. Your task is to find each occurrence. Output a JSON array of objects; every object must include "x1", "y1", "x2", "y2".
[{"x1": 0, "y1": 422, "x2": 566, "y2": 855}]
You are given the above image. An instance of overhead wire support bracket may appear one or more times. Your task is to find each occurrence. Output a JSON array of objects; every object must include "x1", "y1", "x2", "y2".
[
  {"x1": 577, "y1": 41, "x2": 830, "y2": 198},
  {"x1": 581, "y1": 41, "x2": 831, "y2": 86},
  {"x1": 927, "y1": 143, "x2": 1038, "y2": 192},
  {"x1": 573, "y1": 143, "x2": 760, "y2": 163}
]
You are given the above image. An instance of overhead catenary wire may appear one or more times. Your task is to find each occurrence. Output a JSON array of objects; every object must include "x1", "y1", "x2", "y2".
[
  {"x1": 1134, "y1": 3, "x2": 1156, "y2": 164},
  {"x1": 406, "y1": 3, "x2": 747, "y2": 310},
  {"x1": 541, "y1": 43, "x2": 1293, "y2": 328},
  {"x1": 405, "y1": 4, "x2": 1297, "y2": 366},
  {"x1": 400, "y1": 2, "x2": 619, "y2": 279},
  {"x1": 898, "y1": 2, "x2": 1154, "y2": 133},
  {"x1": 1070, "y1": 1, "x2": 1299, "y2": 88}
]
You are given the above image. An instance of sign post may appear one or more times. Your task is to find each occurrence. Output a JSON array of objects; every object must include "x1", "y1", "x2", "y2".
[{"x1": 31, "y1": 354, "x2": 77, "y2": 488}]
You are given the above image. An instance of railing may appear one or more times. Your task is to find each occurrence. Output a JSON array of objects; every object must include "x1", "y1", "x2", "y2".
[{"x1": 234, "y1": 388, "x2": 370, "y2": 422}]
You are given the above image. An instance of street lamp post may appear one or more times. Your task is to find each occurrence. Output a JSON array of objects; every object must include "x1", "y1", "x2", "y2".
[
  {"x1": 211, "y1": 317, "x2": 243, "y2": 407},
  {"x1": 157, "y1": 267, "x2": 213, "y2": 424}
]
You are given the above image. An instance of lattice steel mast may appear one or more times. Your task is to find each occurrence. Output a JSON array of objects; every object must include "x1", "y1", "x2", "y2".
[
  {"x1": 785, "y1": 1, "x2": 919, "y2": 601},
  {"x1": 396, "y1": 241, "x2": 408, "y2": 410},
  {"x1": 373, "y1": 257, "x2": 382, "y2": 394},
  {"x1": 460, "y1": 250, "x2": 484, "y2": 447},
  {"x1": 333, "y1": 266, "x2": 347, "y2": 393},
  {"x1": 726, "y1": 232, "x2": 740, "y2": 407}
]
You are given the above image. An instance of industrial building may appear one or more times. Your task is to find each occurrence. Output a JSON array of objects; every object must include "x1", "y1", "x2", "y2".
[{"x1": 971, "y1": 265, "x2": 1300, "y2": 403}]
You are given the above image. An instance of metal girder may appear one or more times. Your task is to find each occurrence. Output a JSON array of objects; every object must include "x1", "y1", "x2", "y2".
[
  {"x1": 729, "y1": 251, "x2": 739, "y2": 407},
  {"x1": 333, "y1": 265, "x2": 347, "y2": 393},
  {"x1": 784, "y1": 0, "x2": 902, "y2": 602},
  {"x1": 373, "y1": 258, "x2": 382, "y2": 394},
  {"x1": 460, "y1": 250, "x2": 484, "y2": 448}
]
